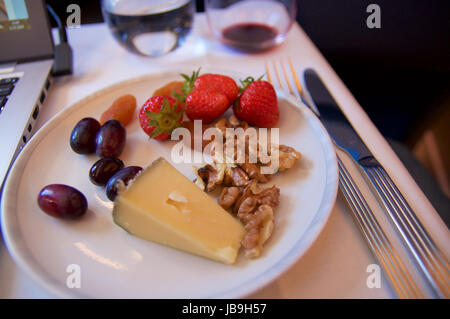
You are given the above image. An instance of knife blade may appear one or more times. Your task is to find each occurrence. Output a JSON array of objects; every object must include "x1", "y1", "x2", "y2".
[
  {"x1": 303, "y1": 68, "x2": 450, "y2": 298},
  {"x1": 303, "y1": 69, "x2": 378, "y2": 168}
]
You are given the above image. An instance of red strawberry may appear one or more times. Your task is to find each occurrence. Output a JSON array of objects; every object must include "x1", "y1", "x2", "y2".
[
  {"x1": 185, "y1": 89, "x2": 230, "y2": 124},
  {"x1": 194, "y1": 73, "x2": 239, "y2": 103},
  {"x1": 181, "y1": 69, "x2": 239, "y2": 124},
  {"x1": 233, "y1": 78, "x2": 279, "y2": 128},
  {"x1": 139, "y1": 96, "x2": 183, "y2": 141}
]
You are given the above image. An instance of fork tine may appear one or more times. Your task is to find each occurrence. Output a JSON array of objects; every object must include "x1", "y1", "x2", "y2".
[
  {"x1": 280, "y1": 59, "x2": 294, "y2": 94},
  {"x1": 264, "y1": 60, "x2": 272, "y2": 84},
  {"x1": 288, "y1": 57, "x2": 304, "y2": 98},
  {"x1": 272, "y1": 60, "x2": 283, "y2": 90},
  {"x1": 272, "y1": 57, "x2": 303, "y2": 97}
]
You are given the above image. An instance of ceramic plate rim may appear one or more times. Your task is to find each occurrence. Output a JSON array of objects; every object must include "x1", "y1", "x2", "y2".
[{"x1": 1, "y1": 70, "x2": 338, "y2": 298}]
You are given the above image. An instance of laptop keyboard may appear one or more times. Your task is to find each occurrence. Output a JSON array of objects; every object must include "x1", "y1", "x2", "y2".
[{"x1": 0, "y1": 77, "x2": 19, "y2": 114}]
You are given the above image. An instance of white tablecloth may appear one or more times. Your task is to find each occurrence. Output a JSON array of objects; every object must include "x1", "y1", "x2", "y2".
[{"x1": 1, "y1": 14, "x2": 448, "y2": 299}]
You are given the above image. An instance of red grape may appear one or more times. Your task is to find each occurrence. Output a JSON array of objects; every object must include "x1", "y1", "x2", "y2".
[
  {"x1": 70, "y1": 118, "x2": 101, "y2": 154},
  {"x1": 95, "y1": 120, "x2": 126, "y2": 158},
  {"x1": 105, "y1": 166, "x2": 143, "y2": 201},
  {"x1": 37, "y1": 184, "x2": 88, "y2": 220},
  {"x1": 89, "y1": 158, "x2": 124, "y2": 186}
]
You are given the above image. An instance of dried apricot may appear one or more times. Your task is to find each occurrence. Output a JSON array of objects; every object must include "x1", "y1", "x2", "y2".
[
  {"x1": 153, "y1": 81, "x2": 185, "y2": 102},
  {"x1": 100, "y1": 94, "x2": 136, "y2": 126}
]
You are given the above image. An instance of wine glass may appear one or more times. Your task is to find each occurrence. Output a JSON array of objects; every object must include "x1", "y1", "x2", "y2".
[{"x1": 204, "y1": 0, "x2": 297, "y2": 51}]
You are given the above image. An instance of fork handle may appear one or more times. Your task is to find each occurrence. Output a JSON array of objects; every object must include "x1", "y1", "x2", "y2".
[
  {"x1": 338, "y1": 156, "x2": 422, "y2": 298},
  {"x1": 362, "y1": 164, "x2": 450, "y2": 298}
]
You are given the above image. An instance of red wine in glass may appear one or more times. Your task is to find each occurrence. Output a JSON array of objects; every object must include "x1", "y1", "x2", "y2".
[{"x1": 221, "y1": 23, "x2": 279, "y2": 51}]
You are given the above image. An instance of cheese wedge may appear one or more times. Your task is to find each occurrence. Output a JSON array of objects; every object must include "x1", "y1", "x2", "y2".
[{"x1": 112, "y1": 158, "x2": 245, "y2": 264}]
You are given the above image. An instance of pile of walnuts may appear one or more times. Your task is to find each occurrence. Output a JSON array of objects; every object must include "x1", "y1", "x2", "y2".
[{"x1": 194, "y1": 115, "x2": 301, "y2": 258}]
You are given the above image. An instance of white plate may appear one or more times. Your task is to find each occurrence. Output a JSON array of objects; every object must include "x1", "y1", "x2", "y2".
[{"x1": 1, "y1": 70, "x2": 338, "y2": 298}]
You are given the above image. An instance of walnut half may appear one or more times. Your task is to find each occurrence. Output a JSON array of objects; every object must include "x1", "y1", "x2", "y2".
[
  {"x1": 231, "y1": 181, "x2": 280, "y2": 258},
  {"x1": 218, "y1": 186, "x2": 241, "y2": 210},
  {"x1": 233, "y1": 182, "x2": 280, "y2": 216},
  {"x1": 278, "y1": 144, "x2": 302, "y2": 171},
  {"x1": 194, "y1": 164, "x2": 224, "y2": 192},
  {"x1": 224, "y1": 167, "x2": 250, "y2": 187},
  {"x1": 240, "y1": 162, "x2": 272, "y2": 183},
  {"x1": 242, "y1": 205, "x2": 275, "y2": 258}
]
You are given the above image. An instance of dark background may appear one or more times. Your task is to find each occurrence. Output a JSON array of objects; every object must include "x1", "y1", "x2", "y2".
[{"x1": 45, "y1": 0, "x2": 450, "y2": 220}]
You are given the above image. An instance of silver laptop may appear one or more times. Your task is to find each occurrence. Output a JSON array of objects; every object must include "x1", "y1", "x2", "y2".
[{"x1": 0, "y1": 0, "x2": 54, "y2": 187}]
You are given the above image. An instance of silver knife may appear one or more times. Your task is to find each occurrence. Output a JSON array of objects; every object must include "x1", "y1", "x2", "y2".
[{"x1": 303, "y1": 68, "x2": 450, "y2": 298}]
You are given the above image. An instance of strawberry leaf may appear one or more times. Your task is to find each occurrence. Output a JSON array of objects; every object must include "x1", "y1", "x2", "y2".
[
  {"x1": 234, "y1": 98, "x2": 241, "y2": 112},
  {"x1": 148, "y1": 119, "x2": 159, "y2": 127},
  {"x1": 161, "y1": 98, "x2": 172, "y2": 114},
  {"x1": 174, "y1": 110, "x2": 183, "y2": 122},
  {"x1": 145, "y1": 97, "x2": 184, "y2": 139},
  {"x1": 149, "y1": 127, "x2": 164, "y2": 139},
  {"x1": 172, "y1": 91, "x2": 185, "y2": 103},
  {"x1": 145, "y1": 110, "x2": 161, "y2": 121}
]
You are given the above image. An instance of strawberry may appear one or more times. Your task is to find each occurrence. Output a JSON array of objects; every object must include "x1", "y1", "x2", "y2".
[
  {"x1": 194, "y1": 73, "x2": 239, "y2": 103},
  {"x1": 185, "y1": 89, "x2": 230, "y2": 124},
  {"x1": 181, "y1": 69, "x2": 239, "y2": 124},
  {"x1": 233, "y1": 77, "x2": 279, "y2": 128},
  {"x1": 139, "y1": 96, "x2": 183, "y2": 141}
]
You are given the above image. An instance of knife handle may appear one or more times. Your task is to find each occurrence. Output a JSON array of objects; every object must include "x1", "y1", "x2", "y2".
[{"x1": 362, "y1": 164, "x2": 450, "y2": 298}]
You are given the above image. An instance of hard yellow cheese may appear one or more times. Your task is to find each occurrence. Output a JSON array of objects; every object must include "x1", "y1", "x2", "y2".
[{"x1": 113, "y1": 158, "x2": 245, "y2": 264}]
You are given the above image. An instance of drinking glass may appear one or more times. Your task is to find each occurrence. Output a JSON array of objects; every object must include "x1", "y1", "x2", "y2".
[
  {"x1": 101, "y1": 0, "x2": 195, "y2": 57},
  {"x1": 205, "y1": 0, "x2": 297, "y2": 51}
]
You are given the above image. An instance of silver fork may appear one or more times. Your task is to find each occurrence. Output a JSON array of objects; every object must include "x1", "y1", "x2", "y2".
[
  {"x1": 266, "y1": 58, "x2": 423, "y2": 298},
  {"x1": 363, "y1": 165, "x2": 450, "y2": 298}
]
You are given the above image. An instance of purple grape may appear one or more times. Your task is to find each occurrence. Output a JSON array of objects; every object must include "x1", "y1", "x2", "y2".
[
  {"x1": 89, "y1": 157, "x2": 124, "y2": 186},
  {"x1": 37, "y1": 184, "x2": 88, "y2": 220},
  {"x1": 95, "y1": 120, "x2": 126, "y2": 158},
  {"x1": 106, "y1": 166, "x2": 143, "y2": 201},
  {"x1": 70, "y1": 118, "x2": 101, "y2": 154}
]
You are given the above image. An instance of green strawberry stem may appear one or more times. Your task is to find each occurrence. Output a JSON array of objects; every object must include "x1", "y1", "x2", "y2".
[
  {"x1": 180, "y1": 68, "x2": 201, "y2": 101},
  {"x1": 145, "y1": 97, "x2": 183, "y2": 138},
  {"x1": 239, "y1": 76, "x2": 255, "y2": 91},
  {"x1": 171, "y1": 91, "x2": 185, "y2": 104}
]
